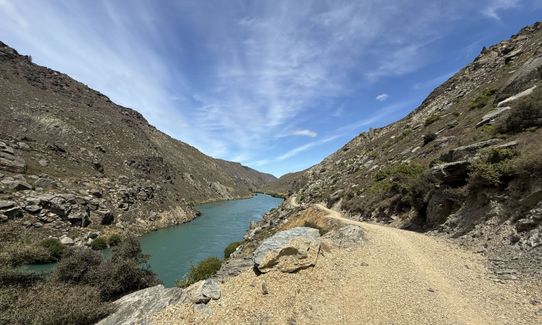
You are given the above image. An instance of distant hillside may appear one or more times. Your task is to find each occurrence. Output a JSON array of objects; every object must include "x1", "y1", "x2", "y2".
[
  {"x1": 261, "y1": 170, "x2": 308, "y2": 196},
  {"x1": 0, "y1": 41, "x2": 275, "y2": 244}
]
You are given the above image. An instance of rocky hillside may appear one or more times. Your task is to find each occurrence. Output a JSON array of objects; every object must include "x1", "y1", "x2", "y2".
[
  {"x1": 261, "y1": 170, "x2": 308, "y2": 197},
  {"x1": 262, "y1": 22, "x2": 542, "y2": 277},
  {"x1": 0, "y1": 41, "x2": 275, "y2": 247}
]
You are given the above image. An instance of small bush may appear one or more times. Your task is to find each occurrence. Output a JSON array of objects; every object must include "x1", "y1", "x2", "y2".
[
  {"x1": 52, "y1": 248, "x2": 102, "y2": 284},
  {"x1": 423, "y1": 133, "x2": 437, "y2": 145},
  {"x1": 469, "y1": 88, "x2": 496, "y2": 110},
  {"x1": 496, "y1": 101, "x2": 542, "y2": 133},
  {"x1": 223, "y1": 241, "x2": 242, "y2": 259},
  {"x1": 107, "y1": 234, "x2": 122, "y2": 247},
  {"x1": 469, "y1": 147, "x2": 516, "y2": 187},
  {"x1": 39, "y1": 238, "x2": 64, "y2": 261},
  {"x1": 90, "y1": 258, "x2": 159, "y2": 301},
  {"x1": 90, "y1": 237, "x2": 108, "y2": 250},
  {"x1": 424, "y1": 114, "x2": 440, "y2": 126},
  {"x1": 177, "y1": 257, "x2": 222, "y2": 288}
]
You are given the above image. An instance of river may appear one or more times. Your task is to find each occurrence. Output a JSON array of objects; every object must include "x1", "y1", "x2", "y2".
[{"x1": 25, "y1": 193, "x2": 283, "y2": 287}]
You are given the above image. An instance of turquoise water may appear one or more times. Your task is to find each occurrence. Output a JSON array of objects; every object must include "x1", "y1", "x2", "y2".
[{"x1": 24, "y1": 194, "x2": 283, "y2": 287}]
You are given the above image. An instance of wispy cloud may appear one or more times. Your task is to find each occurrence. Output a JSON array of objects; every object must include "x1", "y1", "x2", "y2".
[
  {"x1": 376, "y1": 93, "x2": 389, "y2": 101},
  {"x1": 277, "y1": 135, "x2": 342, "y2": 161},
  {"x1": 482, "y1": 0, "x2": 521, "y2": 19}
]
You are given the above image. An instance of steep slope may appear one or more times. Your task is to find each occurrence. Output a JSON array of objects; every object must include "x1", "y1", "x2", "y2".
[
  {"x1": 273, "y1": 22, "x2": 542, "y2": 276},
  {"x1": 0, "y1": 41, "x2": 274, "y2": 246}
]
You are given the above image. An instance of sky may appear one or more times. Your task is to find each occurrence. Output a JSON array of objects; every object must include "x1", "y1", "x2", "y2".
[{"x1": 0, "y1": 1, "x2": 541, "y2": 177}]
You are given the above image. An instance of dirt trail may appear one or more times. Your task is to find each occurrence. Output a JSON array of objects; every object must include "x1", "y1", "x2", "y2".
[{"x1": 153, "y1": 200, "x2": 542, "y2": 324}]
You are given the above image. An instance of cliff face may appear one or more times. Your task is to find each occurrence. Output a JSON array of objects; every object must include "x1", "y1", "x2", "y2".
[
  {"x1": 0, "y1": 41, "x2": 275, "y2": 244},
  {"x1": 269, "y1": 22, "x2": 542, "y2": 276}
]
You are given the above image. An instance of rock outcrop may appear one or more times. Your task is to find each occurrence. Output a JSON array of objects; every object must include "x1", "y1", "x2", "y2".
[{"x1": 253, "y1": 227, "x2": 321, "y2": 273}]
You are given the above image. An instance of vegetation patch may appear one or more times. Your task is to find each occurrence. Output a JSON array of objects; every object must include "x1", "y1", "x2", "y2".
[
  {"x1": 424, "y1": 113, "x2": 441, "y2": 126},
  {"x1": 423, "y1": 133, "x2": 437, "y2": 145},
  {"x1": 108, "y1": 234, "x2": 123, "y2": 247},
  {"x1": 177, "y1": 257, "x2": 222, "y2": 288},
  {"x1": 223, "y1": 241, "x2": 242, "y2": 259},
  {"x1": 39, "y1": 238, "x2": 64, "y2": 262},
  {"x1": 469, "y1": 147, "x2": 516, "y2": 187},
  {"x1": 90, "y1": 237, "x2": 108, "y2": 250},
  {"x1": 468, "y1": 88, "x2": 496, "y2": 110},
  {"x1": 496, "y1": 93, "x2": 542, "y2": 133}
]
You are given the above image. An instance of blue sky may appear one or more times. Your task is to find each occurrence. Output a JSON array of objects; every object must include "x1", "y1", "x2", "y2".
[{"x1": 0, "y1": 1, "x2": 541, "y2": 176}]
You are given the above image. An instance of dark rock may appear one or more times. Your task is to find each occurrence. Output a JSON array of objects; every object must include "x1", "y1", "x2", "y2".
[
  {"x1": 431, "y1": 161, "x2": 471, "y2": 185},
  {"x1": 98, "y1": 210, "x2": 114, "y2": 225},
  {"x1": 68, "y1": 206, "x2": 91, "y2": 227},
  {"x1": 3, "y1": 207, "x2": 23, "y2": 219},
  {"x1": 33, "y1": 178, "x2": 57, "y2": 189},
  {"x1": 93, "y1": 159, "x2": 104, "y2": 173},
  {"x1": 516, "y1": 219, "x2": 539, "y2": 232},
  {"x1": 47, "y1": 197, "x2": 71, "y2": 217}
]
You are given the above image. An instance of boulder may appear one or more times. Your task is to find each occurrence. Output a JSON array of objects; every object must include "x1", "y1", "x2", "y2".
[
  {"x1": 499, "y1": 56, "x2": 542, "y2": 101},
  {"x1": 97, "y1": 285, "x2": 185, "y2": 325},
  {"x1": 476, "y1": 106, "x2": 511, "y2": 127},
  {"x1": 33, "y1": 178, "x2": 57, "y2": 189},
  {"x1": 0, "y1": 151, "x2": 26, "y2": 173},
  {"x1": 186, "y1": 279, "x2": 221, "y2": 304},
  {"x1": 497, "y1": 85, "x2": 537, "y2": 107},
  {"x1": 322, "y1": 225, "x2": 365, "y2": 248},
  {"x1": 3, "y1": 207, "x2": 23, "y2": 219},
  {"x1": 253, "y1": 227, "x2": 321, "y2": 273},
  {"x1": 439, "y1": 139, "x2": 500, "y2": 162},
  {"x1": 0, "y1": 200, "x2": 16, "y2": 210},
  {"x1": 24, "y1": 204, "x2": 41, "y2": 214},
  {"x1": 431, "y1": 161, "x2": 471, "y2": 185},
  {"x1": 98, "y1": 210, "x2": 114, "y2": 225},
  {"x1": 59, "y1": 235, "x2": 75, "y2": 246}
]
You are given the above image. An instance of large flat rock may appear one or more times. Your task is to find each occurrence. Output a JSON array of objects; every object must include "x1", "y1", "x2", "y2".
[{"x1": 253, "y1": 227, "x2": 321, "y2": 273}]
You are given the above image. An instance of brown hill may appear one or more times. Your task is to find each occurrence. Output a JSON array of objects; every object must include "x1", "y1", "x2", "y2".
[{"x1": 0, "y1": 41, "x2": 275, "y2": 246}]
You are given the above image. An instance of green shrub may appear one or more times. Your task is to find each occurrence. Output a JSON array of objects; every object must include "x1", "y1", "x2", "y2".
[
  {"x1": 223, "y1": 241, "x2": 242, "y2": 259},
  {"x1": 177, "y1": 257, "x2": 222, "y2": 288},
  {"x1": 424, "y1": 114, "x2": 440, "y2": 126},
  {"x1": 469, "y1": 147, "x2": 516, "y2": 187},
  {"x1": 469, "y1": 88, "x2": 496, "y2": 110},
  {"x1": 90, "y1": 237, "x2": 108, "y2": 250},
  {"x1": 90, "y1": 258, "x2": 159, "y2": 301},
  {"x1": 52, "y1": 248, "x2": 102, "y2": 284},
  {"x1": 107, "y1": 234, "x2": 122, "y2": 247},
  {"x1": 39, "y1": 238, "x2": 64, "y2": 261},
  {"x1": 375, "y1": 163, "x2": 425, "y2": 182},
  {"x1": 423, "y1": 133, "x2": 437, "y2": 145},
  {"x1": 496, "y1": 101, "x2": 542, "y2": 133}
]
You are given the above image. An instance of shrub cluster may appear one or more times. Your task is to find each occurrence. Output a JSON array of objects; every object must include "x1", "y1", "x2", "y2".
[
  {"x1": 496, "y1": 101, "x2": 542, "y2": 133},
  {"x1": 0, "y1": 236, "x2": 159, "y2": 324},
  {"x1": 177, "y1": 257, "x2": 222, "y2": 288},
  {"x1": 469, "y1": 147, "x2": 516, "y2": 187},
  {"x1": 424, "y1": 114, "x2": 440, "y2": 126},
  {"x1": 90, "y1": 237, "x2": 108, "y2": 250},
  {"x1": 223, "y1": 241, "x2": 241, "y2": 259},
  {"x1": 468, "y1": 88, "x2": 496, "y2": 110}
]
